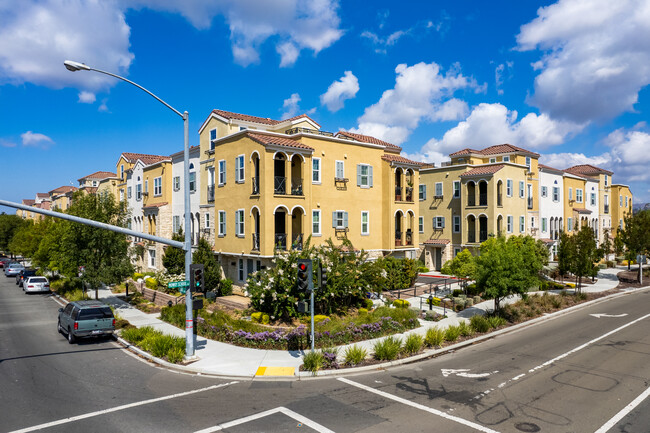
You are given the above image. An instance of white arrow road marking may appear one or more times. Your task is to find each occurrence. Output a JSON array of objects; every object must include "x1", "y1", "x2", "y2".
[
  {"x1": 441, "y1": 368, "x2": 499, "y2": 378},
  {"x1": 589, "y1": 313, "x2": 628, "y2": 318}
]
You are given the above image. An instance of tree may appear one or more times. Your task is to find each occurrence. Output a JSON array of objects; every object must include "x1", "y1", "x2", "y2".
[
  {"x1": 440, "y1": 248, "x2": 476, "y2": 287},
  {"x1": 192, "y1": 237, "x2": 222, "y2": 293},
  {"x1": 556, "y1": 231, "x2": 574, "y2": 282},
  {"x1": 600, "y1": 228, "x2": 612, "y2": 261},
  {"x1": 474, "y1": 235, "x2": 544, "y2": 312},
  {"x1": 0, "y1": 213, "x2": 28, "y2": 253},
  {"x1": 571, "y1": 225, "x2": 599, "y2": 293},
  {"x1": 619, "y1": 210, "x2": 650, "y2": 281},
  {"x1": 42, "y1": 192, "x2": 133, "y2": 289},
  {"x1": 162, "y1": 230, "x2": 185, "y2": 275}
]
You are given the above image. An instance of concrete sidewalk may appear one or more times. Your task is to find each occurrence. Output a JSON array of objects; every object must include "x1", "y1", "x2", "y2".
[{"x1": 91, "y1": 266, "x2": 631, "y2": 378}]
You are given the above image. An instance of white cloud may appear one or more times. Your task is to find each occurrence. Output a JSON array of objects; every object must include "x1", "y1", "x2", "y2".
[
  {"x1": 361, "y1": 18, "x2": 440, "y2": 53},
  {"x1": 98, "y1": 98, "x2": 110, "y2": 113},
  {"x1": 281, "y1": 93, "x2": 301, "y2": 119},
  {"x1": 320, "y1": 71, "x2": 359, "y2": 112},
  {"x1": 0, "y1": 0, "x2": 133, "y2": 91},
  {"x1": 517, "y1": 0, "x2": 650, "y2": 122},
  {"x1": 21, "y1": 131, "x2": 54, "y2": 149},
  {"x1": 351, "y1": 62, "x2": 484, "y2": 144},
  {"x1": 0, "y1": 139, "x2": 17, "y2": 148},
  {"x1": 494, "y1": 61, "x2": 513, "y2": 95},
  {"x1": 402, "y1": 103, "x2": 584, "y2": 165},
  {"x1": 78, "y1": 91, "x2": 96, "y2": 104}
]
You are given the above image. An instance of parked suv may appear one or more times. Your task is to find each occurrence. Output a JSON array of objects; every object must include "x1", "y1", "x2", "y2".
[
  {"x1": 57, "y1": 301, "x2": 115, "y2": 344},
  {"x1": 16, "y1": 269, "x2": 37, "y2": 287}
]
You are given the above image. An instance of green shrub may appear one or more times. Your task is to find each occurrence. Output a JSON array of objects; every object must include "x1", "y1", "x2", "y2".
[
  {"x1": 251, "y1": 312, "x2": 263, "y2": 323},
  {"x1": 470, "y1": 315, "x2": 490, "y2": 333},
  {"x1": 220, "y1": 278, "x2": 233, "y2": 296},
  {"x1": 66, "y1": 289, "x2": 90, "y2": 302},
  {"x1": 392, "y1": 299, "x2": 410, "y2": 308},
  {"x1": 145, "y1": 278, "x2": 159, "y2": 290},
  {"x1": 314, "y1": 315, "x2": 330, "y2": 324},
  {"x1": 465, "y1": 298, "x2": 474, "y2": 307},
  {"x1": 473, "y1": 296, "x2": 482, "y2": 304},
  {"x1": 606, "y1": 260, "x2": 615, "y2": 268},
  {"x1": 133, "y1": 272, "x2": 144, "y2": 280},
  {"x1": 402, "y1": 333, "x2": 424, "y2": 355},
  {"x1": 417, "y1": 266, "x2": 430, "y2": 273},
  {"x1": 424, "y1": 327, "x2": 445, "y2": 347},
  {"x1": 302, "y1": 350, "x2": 324, "y2": 374},
  {"x1": 487, "y1": 316, "x2": 507, "y2": 329},
  {"x1": 364, "y1": 298, "x2": 374, "y2": 309},
  {"x1": 261, "y1": 314, "x2": 270, "y2": 324},
  {"x1": 458, "y1": 321, "x2": 473, "y2": 337},
  {"x1": 452, "y1": 289, "x2": 464, "y2": 297},
  {"x1": 373, "y1": 336, "x2": 402, "y2": 361},
  {"x1": 119, "y1": 326, "x2": 185, "y2": 364},
  {"x1": 358, "y1": 308, "x2": 368, "y2": 314},
  {"x1": 426, "y1": 297, "x2": 441, "y2": 306},
  {"x1": 167, "y1": 346, "x2": 185, "y2": 364},
  {"x1": 343, "y1": 344, "x2": 368, "y2": 366},
  {"x1": 444, "y1": 325, "x2": 461, "y2": 342},
  {"x1": 539, "y1": 280, "x2": 549, "y2": 290},
  {"x1": 424, "y1": 311, "x2": 445, "y2": 321},
  {"x1": 466, "y1": 283, "x2": 480, "y2": 296}
]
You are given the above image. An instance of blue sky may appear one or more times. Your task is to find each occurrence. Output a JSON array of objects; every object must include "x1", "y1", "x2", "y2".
[{"x1": 2, "y1": 0, "x2": 650, "y2": 211}]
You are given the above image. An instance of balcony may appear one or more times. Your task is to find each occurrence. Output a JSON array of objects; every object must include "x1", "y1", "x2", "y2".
[
  {"x1": 292, "y1": 233, "x2": 303, "y2": 251},
  {"x1": 274, "y1": 176, "x2": 286, "y2": 195},
  {"x1": 395, "y1": 231, "x2": 402, "y2": 246},
  {"x1": 479, "y1": 193, "x2": 487, "y2": 206},
  {"x1": 395, "y1": 186, "x2": 402, "y2": 201},
  {"x1": 207, "y1": 184, "x2": 215, "y2": 203},
  {"x1": 604, "y1": 204, "x2": 609, "y2": 214},
  {"x1": 275, "y1": 234, "x2": 287, "y2": 250},
  {"x1": 468, "y1": 197, "x2": 476, "y2": 207},
  {"x1": 405, "y1": 187, "x2": 413, "y2": 202},
  {"x1": 285, "y1": 127, "x2": 334, "y2": 137},
  {"x1": 527, "y1": 197, "x2": 533, "y2": 209},
  {"x1": 252, "y1": 233, "x2": 260, "y2": 251},
  {"x1": 468, "y1": 231, "x2": 476, "y2": 243},
  {"x1": 252, "y1": 177, "x2": 260, "y2": 195},
  {"x1": 291, "y1": 179, "x2": 303, "y2": 196},
  {"x1": 405, "y1": 230, "x2": 413, "y2": 246},
  {"x1": 479, "y1": 230, "x2": 488, "y2": 243}
]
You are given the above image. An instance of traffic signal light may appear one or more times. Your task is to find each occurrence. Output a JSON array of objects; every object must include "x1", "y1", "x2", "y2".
[
  {"x1": 318, "y1": 263, "x2": 328, "y2": 289},
  {"x1": 296, "y1": 259, "x2": 312, "y2": 291},
  {"x1": 190, "y1": 263, "x2": 205, "y2": 292}
]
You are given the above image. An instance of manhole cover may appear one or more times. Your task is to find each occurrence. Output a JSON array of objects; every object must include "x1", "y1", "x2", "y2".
[{"x1": 515, "y1": 422, "x2": 541, "y2": 432}]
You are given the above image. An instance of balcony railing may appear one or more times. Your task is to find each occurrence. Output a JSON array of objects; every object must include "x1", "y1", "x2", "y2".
[
  {"x1": 395, "y1": 231, "x2": 402, "y2": 246},
  {"x1": 479, "y1": 230, "x2": 488, "y2": 242},
  {"x1": 395, "y1": 186, "x2": 402, "y2": 201},
  {"x1": 291, "y1": 179, "x2": 303, "y2": 196},
  {"x1": 207, "y1": 184, "x2": 215, "y2": 202},
  {"x1": 274, "y1": 176, "x2": 286, "y2": 195},
  {"x1": 252, "y1": 177, "x2": 260, "y2": 195},
  {"x1": 285, "y1": 127, "x2": 334, "y2": 137},
  {"x1": 527, "y1": 197, "x2": 533, "y2": 209},
  {"x1": 292, "y1": 233, "x2": 303, "y2": 251},
  {"x1": 275, "y1": 234, "x2": 287, "y2": 250},
  {"x1": 252, "y1": 233, "x2": 260, "y2": 251},
  {"x1": 405, "y1": 187, "x2": 413, "y2": 202},
  {"x1": 468, "y1": 231, "x2": 476, "y2": 243},
  {"x1": 479, "y1": 193, "x2": 487, "y2": 206},
  {"x1": 405, "y1": 231, "x2": 413, "y2": 246}
]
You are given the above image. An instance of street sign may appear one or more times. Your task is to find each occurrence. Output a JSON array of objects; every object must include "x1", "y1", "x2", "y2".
[
  {"x1": 168, "y1": 280, "x2": 190, "y2": 289},
  {"x1": 636, "y1": 254, "x2": 646, "y2": 264}
]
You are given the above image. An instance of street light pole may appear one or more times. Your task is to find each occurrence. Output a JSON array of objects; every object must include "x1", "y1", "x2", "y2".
[{"x1": 64, "y1": 60, "x2": 195, "y2": 358}]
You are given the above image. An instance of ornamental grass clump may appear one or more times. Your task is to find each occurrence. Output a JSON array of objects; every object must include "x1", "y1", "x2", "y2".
[
  {"x1": 424, "y1": 327, "x2": 445, "y2": 347},
  {"x1": 444, "y1": 325, "x2": 461, "y2": 342},
  {"x1": 302, "y1": 350, "x2": 324, "y2": 375},
  {"x1": 343, "y1": 345, "x2": 368, "y2": 366},
  {"x1": 457, "y1": 321, "x2": 473, "y2": 337},
  {"x1": 487, "y1": 315, "x2": 507, "y2": 329},
  {"x1": 120, "y1": 326, "x2": 185, "y2": 364},
  {"x1": 470, "y1": 315, "x2": 490, "y2": 333},
  {"x1": 373, "y1": 336, "x2": 403, "y2": 361},
  {"x1": 402, "y1": 333, "x2": 424, "y2": 355}
]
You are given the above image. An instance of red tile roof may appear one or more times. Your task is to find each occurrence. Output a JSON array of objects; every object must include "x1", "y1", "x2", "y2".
[
  {"x1": 450, "y1": 144, "x2": 539, "y2": 158},
  {"x1": 121, "y1": 152, "x2": 171, "y2": 165},
  {"x1": 538, "y1": 163, "x2": 563, "y2": 172},
  {"x1": 143, "y1": 202, "x2": 169, "y2": 209},
  {"x1": 22, "y1": 199, "x2": 35, "y2": 206},
  {"x1": 423, "y1": 239, "x2": 450, "y2": 245},
  {"x1": 564, "y1": 164, "x2": 613, "y2": 176},
  {"x1": 212, "y1": 109, "x2": 320, "y2": 127},
  {"x1": 459, "y1": 164, "x2": 505, "y2": 177},
  {"x1": 572, "y1": 207, "x2": 592, "y2": 214},
  {"x1": 78, "y1": 171, "x2": 117, "y2": 182},
  {"x1": 35, "y1": 193, "x2": 49, "y2": 198},
  {"x1": 335, "y1": 131, "x2": 402, "y2": 151},
  {"x1": 49, "y1": 186, "x2": 78, "y2": 195},
  {"x1": 247, "y1": 132, "x2": 314, "y2": 150},
  {"x1": 381, "y1": 154, "x2": 425, "y2": 166}
]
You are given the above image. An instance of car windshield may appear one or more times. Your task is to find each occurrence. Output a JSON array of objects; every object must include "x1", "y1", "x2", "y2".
[
  {"x1": 78, "y1": 307, "x2": 113, "y2": 320},
  {"x1": 28, "y1": 277, "x2": 47, "y2": 283}
]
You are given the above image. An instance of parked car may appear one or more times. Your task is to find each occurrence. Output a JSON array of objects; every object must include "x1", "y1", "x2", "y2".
[
  {"x1": 4, "y1": 262, "x2": 25, "y2": 277},
  {"x1": 58, "y1": 301, "x2": 115, "y2": 344},
  {"x1": 16, "y1": 269, "x2": 37, "y2": 287},
  {"x1": 23, "y1": 276, "x2": 50, "y2": 294},
  {"x1": 0, "y1": 257, "x2": 12, "y2": 268}
]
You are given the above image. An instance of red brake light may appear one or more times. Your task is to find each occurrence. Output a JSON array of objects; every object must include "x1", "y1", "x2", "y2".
[
  {"x1": 74, "y1": 322, "x2": 78, "y2": 330},
  {"x1": 112, "y1": 318, "x2": 116, "y2": 326}
]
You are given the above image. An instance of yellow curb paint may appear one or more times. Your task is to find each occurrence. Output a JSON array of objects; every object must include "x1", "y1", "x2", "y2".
[{"x1": 256, "y1": 366, "x2": 295, "y2": 376}]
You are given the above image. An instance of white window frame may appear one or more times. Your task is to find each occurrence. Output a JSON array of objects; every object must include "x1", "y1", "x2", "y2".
[
  {"x1": 419, "y1": 184, "x2": 426, "y2": 201},
  {"x1": 173, "y1": 215, "x2": 180, "y2": 234},
  {"x1": 136, "y1": 183, "x2": 142, "y2": 201},
  {"x1": 503, "y1": 155, "x2": 510, "y2": 162},
  {"x1": 453, "y1": 181, "x2": 460, "y2": 198},
  {"x1": 173, "y1": 176, "x2": 180, "y2": 191},
  {"x1": 312, "y1": 158, "x2": 321, "y2": 184},
  {"x1": 312, "y1": 210, "x2": 321, "y2": 236},
  {"x1": 576, "y1": 188, "x2": 583, "y2": 203},
  {"x1": 333, "y1": 210, "x2": 348, "y2": 229},
  {"x1": 209, "y1": 128, "x2": 217, "y2": 150},
  {"x1": 238, "y1": 259, "x2": 244, "y2": 282},
  {"x1": 552, "y1": 187, "x2": 560, "y2": 202},
  {"x1": 541, "y1": 186, "x2": 547, "y2": 198},
  {"x1": 235, "y1": 209, "x2": 245, "y2": 237},
  {"x1": 453, "y1": 215, "x2": 461, "y2": 233},
  {"x1": 205, "y1": 213, "x2": 210, "y2": 229},
  {"x1": 218, "y1": 210, "x2": 226, "y2": 237},
  {"x1": 119, "y1": 189, "x2": 124, "y2": 201},
  {"x1": 625, "y1": 196, "x2": 628, "y2": 207},
  {"x1": 235, "y1": 154, "x2": 245, "y2": 183},
  {"x1": 153, "y1": 176, "x2": 162, "y2": 197},
  {"x1": 189, "y1": 171, "x2": 196, "y2": 193},
  {"x1": 507, "y1": 215, "x2": 513, "y2": 233},
  {"x1": 454, "y1": 248, "x2": 461, "y2": 257},
  {"x1": 148, "y1": 249, "x2": 156, "y2": 268},
  {"x1": 144, "y1": 179, "x2": 148, "y2": 195},
  {"x1": 435, "y1": 182, "x2": 443, "y2": 197},
  {"x1": 357, "y1": 164, "x2": 372, "y2": 188},
  {"x1": 519, "y1": 216, "x2": 525, "y2": 233},
  {"x1": 605, "y1": 175, "x2": 608, "y2": 186},
  {"x1": 433, "y1": 216, "x2": 445, "y2": 229},
  {"x1": 218, "y1": 160, "x2": 226, "y2": 186},
  {"x1": 542, "y1": 217, "x2": 547, "y2": 233},
  {"x1": 335, "y1": 160, "x2": 345, "y2": 179},
  {"x1": 569, "y1": 188, "x2": 573, "y2": 201},
  {"x1": 590, "y1": 193, "x2": 596, "y2": 206},
  {"x1": 568, "y1": 217, "x2": 573, "y2": 231},
  {"x1": 489, "y1": 157, "x2": 496, "y2": 163},
  {"x1": 506, "y1": 179, "x2": 513, "y2": 197},
  {"x1": 525, "y1": 156, "x2": 531, "y2": 167},
  {"x1": 519, "y1": 181, "x2": 525, "y2": 198},
  {"x1": 361, "y1": 211, "x2": 369, "y2": 235},
  {"x1": 418, "y1": 216, "x2": 424, "y2": 233}
]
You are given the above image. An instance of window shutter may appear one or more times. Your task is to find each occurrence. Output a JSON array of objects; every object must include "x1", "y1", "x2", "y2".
[
  {"x1": 332, "y1": 211, "x2": 337, "y2": 228},
  {"x1": 357, "y1": 165, "x2": 361, "y2": 186},
  {"x1": 433, "y1": 218, "x2": 436, "y2": 229},
  {"x1": 423, "y1": 185, "x2": 427, "y2": 200},
  {"x1": 369, "y1": 166, "x2": 373, "y2": 187},
  {"x1": 344, "y1": 212, "x2": 349, "y2": 228},
  {"x1": 441, "y1": 217, "x2": 445, "y2": 228}
]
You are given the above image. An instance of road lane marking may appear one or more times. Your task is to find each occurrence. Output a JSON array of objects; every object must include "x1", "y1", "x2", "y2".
[
  {"x1": 594, "y1": 386, "x2": 650, "y2": 433},
  {"x1": 471, "y1": 313, "x2": 650, "y2": 401},
  {"x1": 338, "y1": 377, "x2": 501, "y2": 433},
  {"x1": 442, "y1": 368, "x2": 499, "y2": 378},
  {"x1": 589, "y1": 313, "x2": 628, "y2": 318},
  {"x1": 194, "y1": 406, "x2": 335, "y2": 433},
  {"x1": 9, "y1": 381, "x2": 238, "y2": 433}
]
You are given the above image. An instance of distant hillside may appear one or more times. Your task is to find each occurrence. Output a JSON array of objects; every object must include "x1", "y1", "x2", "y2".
[{"x1": 633, "y1": 203, "x2": 649, "y2": 213}]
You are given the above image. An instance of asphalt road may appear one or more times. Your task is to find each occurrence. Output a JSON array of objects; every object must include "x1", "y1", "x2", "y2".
[{"x1": 2, "y1": 273, "x2": 649, "y2": 433}]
